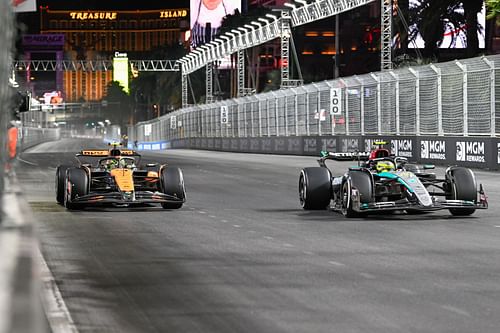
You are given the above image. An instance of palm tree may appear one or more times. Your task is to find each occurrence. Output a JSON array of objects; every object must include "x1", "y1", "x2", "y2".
[{"x1": 486, "y1": 0, "x2": 500, "y2": 22}]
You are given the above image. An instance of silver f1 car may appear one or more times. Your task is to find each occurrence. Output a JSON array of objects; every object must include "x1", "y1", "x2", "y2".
[
  {"x1": 299, "y1": 151, "x2": 488, "y2": 217},
  {"x1": 55, "y1": 144, "x2": 186, "y2": 210}
]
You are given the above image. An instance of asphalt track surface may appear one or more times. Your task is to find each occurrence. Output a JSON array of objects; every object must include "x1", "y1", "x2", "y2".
[{"x1": 16, "y1": 138, "x2": 500, "y2": 333}]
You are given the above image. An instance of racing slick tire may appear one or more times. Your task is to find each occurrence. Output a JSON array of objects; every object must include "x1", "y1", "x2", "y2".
[
  {"x1": 446, "y1": 167, "x2": 477, "y2": 216},
  {"x1": 160, "y1": 167, "x2": 186, "y2": 209},
  {"x1": 299, "y1": 167, "x2": 332, "y2": 210},
  {"x1": 64, "y1": 168, "x2": 89, "y2": 210},
  {"x1": 55, "y1": 164, "x2": 71, "y2": 204},
  {"x1": 342, "y1": 171, "x2": 373, "y2": 218}
]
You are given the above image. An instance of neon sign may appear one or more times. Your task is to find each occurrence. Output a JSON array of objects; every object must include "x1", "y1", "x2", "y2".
[
  {"x1": 69, "y1": 12, "x2": 118, "y2": 20},
  {"x1": 160, "y1": 10, "x2": 188, "y2": 18}
]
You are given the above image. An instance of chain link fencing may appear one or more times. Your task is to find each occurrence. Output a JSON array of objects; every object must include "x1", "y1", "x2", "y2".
[{"x1": 130, "y1": 55, "x2": 500, "y2": 145}]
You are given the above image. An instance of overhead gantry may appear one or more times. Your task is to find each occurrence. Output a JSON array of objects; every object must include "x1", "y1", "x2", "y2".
[{"x1": 178, "y1": 0, "x2": 379, "y2": 107}]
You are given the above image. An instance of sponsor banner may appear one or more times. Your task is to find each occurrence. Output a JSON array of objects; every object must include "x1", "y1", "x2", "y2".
[
  {"x1": 222, "y1": 139, "x2": 230, "y2": 150},
  {"x1": 261, "y1": 138, "x2": 272, "y2": 152},
  {"x1": 287, "y1": 138, "x2": 302, "y2": 154},
  {"x1": 240, "y1": 138, "x2": 249, "y2": 151},
  {"x1": 274, "y1": 138, "x2": 286, "y2": 152},
  {"x1": 420, "y1": 140, "x2": 446, "y2": 160},
  {"x1": 161, "y1": 136, "x2": 498, "y2": 170},
  {"x1": 456, "y1": 140, "x2": 486, "y2": 163},
  {"x1": 303, "y1": 138, "x2": 318, "y2": 153},
  {"x1": 230, "y1": 139, "x2": 239, "y2": 150},
  {"x1": 320, "y1": 137, "x2": 337, "y2": 152},
  {"x1": 391, "y1": 138, "x2": 414, "y2": 158},
  {"x1": 340, "y1": 137, "x2": 359, "y2": 152}
]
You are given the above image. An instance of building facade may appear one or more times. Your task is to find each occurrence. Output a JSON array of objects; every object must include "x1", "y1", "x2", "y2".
[{"x1": 39, "y1": 7, "x2": 189, "y2": 102}]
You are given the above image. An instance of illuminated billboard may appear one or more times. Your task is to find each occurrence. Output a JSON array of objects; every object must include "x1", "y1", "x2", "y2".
[
  {"x1": 190, "y1": 0, "x2": 241, "y2": 48},
  {"x1": 408, "y1": 0, "x2": 485, "y2": 49},
  {"x1": 113, "y1": 52, "x2": 129, "y2": 94},
  {"x1": 12, "y1": 0, "x2": 36, "y2": 13}
]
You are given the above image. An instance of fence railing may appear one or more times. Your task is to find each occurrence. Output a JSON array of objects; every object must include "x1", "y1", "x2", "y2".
[{"x1": 130, "y1": 55, "x2": 500, "y2": 144}]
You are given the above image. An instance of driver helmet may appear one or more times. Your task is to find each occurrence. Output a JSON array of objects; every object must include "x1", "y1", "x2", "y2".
[
  {"x1": 107, "y1": 158, "x2": 119, "y2": 170},
  {"x1": 376, "y1": 160, "x2": 395, "y2": 173}
]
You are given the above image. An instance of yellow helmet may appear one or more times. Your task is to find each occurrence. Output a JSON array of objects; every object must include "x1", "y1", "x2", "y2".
[{"x1": 376, "y1": 160, "x2": 395, "y2": 173}]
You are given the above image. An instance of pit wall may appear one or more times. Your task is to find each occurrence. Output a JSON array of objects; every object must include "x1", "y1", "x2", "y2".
[{"x1": 130, "y1": 135, "x2": 500, "y2": 171}]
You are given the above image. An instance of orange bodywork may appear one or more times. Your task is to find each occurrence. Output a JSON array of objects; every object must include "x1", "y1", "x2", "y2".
[{"x1": 110, "y1": 168, "x2": 134, "y2": 192}]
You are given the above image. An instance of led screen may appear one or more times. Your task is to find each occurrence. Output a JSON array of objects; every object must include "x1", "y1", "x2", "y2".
[
  {"x1": 190, "y1": 0, "x2": 241, "y2": 48},
  {"x1": 113, "y1": 55, "x2": 129, "y2": 94},
  {"x1": 408, "y1": 0, "x2": 485, "y2": 49}
]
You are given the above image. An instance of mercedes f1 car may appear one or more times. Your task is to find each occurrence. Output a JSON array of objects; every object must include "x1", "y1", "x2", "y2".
[
  {"x1": 299, "y1": 151, "x2": 488, "y2": 217},
  {"x1": 55, "y1": 144, "x2": 186, "y2": 210}
]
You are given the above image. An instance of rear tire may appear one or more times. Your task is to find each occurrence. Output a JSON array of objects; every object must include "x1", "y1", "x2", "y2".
[
  {"x1": 55, "y1": 165, "x2": 71, "y2": 204},
  {"x1": 446, "y1": 167, "x2": 477, "y2": 216},
  {"x1": 160, "y1": 167, "x2": 186, "y2": 209},
  {"x1": 64, "y1": 168, "x2": 88, "y2": 210},
  {"x1": 342, "y1": 171, "x2": 373, "y2": 217},
  {"x1": 299, "y1": 167, "x2": 332, "y2": 210}
]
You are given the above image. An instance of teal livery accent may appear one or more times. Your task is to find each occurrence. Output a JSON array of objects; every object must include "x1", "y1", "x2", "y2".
[
  {"x1": 320, "y1": 151, "x2": 329, "y2": 157},
  {"x1": 377, "y1": 171, "x2": 415, "y2": 193}
]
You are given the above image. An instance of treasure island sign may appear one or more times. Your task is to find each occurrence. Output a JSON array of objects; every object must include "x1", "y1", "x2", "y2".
[{"x1": 68, "y1": 9, "x2": 188, "y2": 21}]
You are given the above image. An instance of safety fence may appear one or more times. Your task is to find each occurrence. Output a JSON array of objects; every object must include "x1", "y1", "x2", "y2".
[{"x1": 130, "y1": 54, "x2": 500, "y2": 144}]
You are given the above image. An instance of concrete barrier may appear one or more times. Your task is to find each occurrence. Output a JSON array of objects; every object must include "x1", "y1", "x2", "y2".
[{"x1": 133, "y1": 135, "x2": 500, "y2": 171}]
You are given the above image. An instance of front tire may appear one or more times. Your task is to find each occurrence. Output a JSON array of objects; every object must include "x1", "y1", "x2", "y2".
[
  {"x1": 299, "y1": 167, "x2": 332, "y2": 210},
  {"x1": 160, "y1": 167, "x2": 186, "y2": 209},
  {"x1": 446, "y1": 167, "x2": 477, "y2": 216},
  {"x1": 64, "y1": 168, "x2": 88, "y2": 210},
  {"x1": 342, "y1": 171, "x2": 373, "y2": 218}
]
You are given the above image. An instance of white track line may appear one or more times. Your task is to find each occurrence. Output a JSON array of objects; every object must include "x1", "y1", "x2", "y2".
[
  {"x1": 16, "y1": 156, "x2": 38, "y2": 166},
  {"x1": 38, "y1": 248, "x2": 79, "y2": 333}
]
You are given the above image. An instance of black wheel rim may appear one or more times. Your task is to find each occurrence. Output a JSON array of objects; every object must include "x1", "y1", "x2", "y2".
[{"x1": 342, "y1": 182, "x2": 349, "y2": 215}]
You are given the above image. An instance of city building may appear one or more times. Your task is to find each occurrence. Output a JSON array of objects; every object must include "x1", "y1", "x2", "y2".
[{"x1": 35, "y1": 7, "x2": 189, "y2": 102}]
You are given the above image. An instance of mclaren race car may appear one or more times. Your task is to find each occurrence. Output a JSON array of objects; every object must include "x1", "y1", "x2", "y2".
[
  {"x1": 299, "y1": 151, "x2": 488, "y2": 217},
  {"x1": 55, "y1": 144, "x2": 186, "y2": 210}
]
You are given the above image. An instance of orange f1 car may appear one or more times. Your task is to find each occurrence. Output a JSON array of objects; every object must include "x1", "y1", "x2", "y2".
[{"x1": 55, "y1": 144, "x2": 186, "y2": 210}]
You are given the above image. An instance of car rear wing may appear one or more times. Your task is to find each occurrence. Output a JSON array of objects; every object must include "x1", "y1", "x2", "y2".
[{"x1": 76, "y1": 149, "x2": 141, "y2": 157}]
